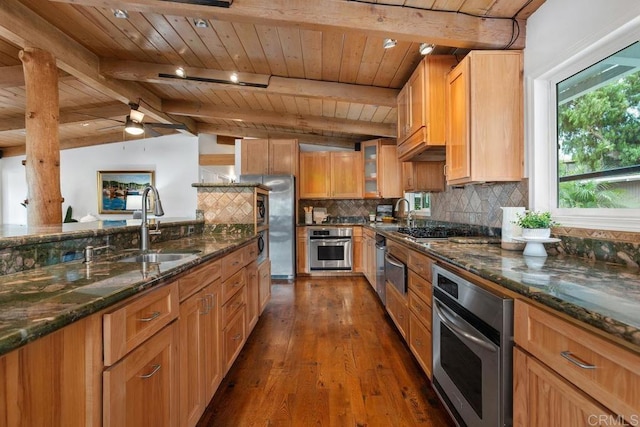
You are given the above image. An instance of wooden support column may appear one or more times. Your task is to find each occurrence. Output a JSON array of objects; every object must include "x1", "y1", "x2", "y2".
[{"x1": 19, "y1": 47, "x2": 63, "y2": 225}]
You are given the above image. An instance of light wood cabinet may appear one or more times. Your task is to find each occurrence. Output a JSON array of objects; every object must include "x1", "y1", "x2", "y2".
[
  {"x1": 299, "y1": 151, "x2": 363, "y2": 199},
  {"x1": 246, "y1": 260, "x2": 259, "y2": 332},
  {"x1": 514, "y1": 300, "x2": 640, "y2": 423},
  {"x1": 296, "y1": 227, "x2": 308, "y2": 274},
  {"x1": 362, "y1": 138, "x2": 403, "y2": 198},
  {"x1": 362, "y1": 227, "x2": 376, "y2": 287},
  {"x1": 513, "y1": 347, "x2": 619, "y2": 427},
  {"x1": 0, "y1": 315, "x2": 102, "y2": 427},
  {"x1": 178, "y1": 262, "x2": 222, "y2": 427},
  {"x1": 445, "y1": 51, "x2": 523, "y2": 185},
  {"x1": 402, "y1": 161, "x2": 445, "y2": 192},
  {"x1": 258, "y1": 259, "x2": 271, "y2": 314},
  {"x1": 352, "y1": 226, "x2": 363, "y2": 273},
  {"x1": 103, "y1": 322, "x2": 179, "y2": 427},
  {"x1": 385, "y1": 282, "x2": 409, "y2": 339},
  {"x1": 397, "y1": 55, "x2": 457, "y2": 161},
  {"x1": 241, "y1": 138, "x2": 299, "y2": 176}
]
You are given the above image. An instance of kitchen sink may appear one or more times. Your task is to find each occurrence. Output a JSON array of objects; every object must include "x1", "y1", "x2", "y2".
[{"x1": 117, "y1": 250, "x2": 201, "y2": 263}]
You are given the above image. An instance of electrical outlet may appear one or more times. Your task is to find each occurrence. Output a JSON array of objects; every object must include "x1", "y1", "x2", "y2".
[{"x1": 187, "y1": 225, "x2": 195, "y2": 235}]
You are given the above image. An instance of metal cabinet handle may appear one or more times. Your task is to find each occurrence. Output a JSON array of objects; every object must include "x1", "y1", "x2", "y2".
[
  {"x1": 560, "y1": 351, "x2": 596, "y2": 369},
  {"x1": 200, "y1": 297, "x2": 210, "y2": 315},
  {"x1": 139, "y1": 364, "x2": 161, "y2": 379},
  {"x1": 138, "y1": 311, "x2": 161, "y2": 322},
  {"x1": 233, "y1": 333, "x2": 242, "y2": 341}
]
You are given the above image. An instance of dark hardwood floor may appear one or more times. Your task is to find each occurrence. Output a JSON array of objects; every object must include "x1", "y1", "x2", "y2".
[{"x1": 198, "y1": 277, "x2": 454, "y2": 426}]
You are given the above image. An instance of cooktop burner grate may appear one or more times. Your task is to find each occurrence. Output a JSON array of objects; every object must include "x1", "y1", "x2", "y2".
[{"x1": 397, "y1": 226, "x2": 477, "y2": 239}]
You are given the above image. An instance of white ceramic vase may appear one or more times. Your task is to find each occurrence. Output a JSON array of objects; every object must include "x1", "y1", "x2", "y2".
[{"x1": 521, "y1": 228, "x2": 551, "y2": 239}]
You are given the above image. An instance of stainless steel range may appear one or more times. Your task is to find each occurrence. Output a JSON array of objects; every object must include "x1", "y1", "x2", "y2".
[
  {"x1": 395, "y1": 226, "x2": 478, "y2": 243},
  {"x1": 308, "y1": 227, "x2": 353, "y2": 271}
]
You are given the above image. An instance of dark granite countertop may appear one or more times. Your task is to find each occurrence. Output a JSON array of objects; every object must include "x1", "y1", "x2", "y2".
[
  {"x1": 369, "y1": 224, "x2": 640, "y2": 351},
  {"x1": 0, "y1": 232, "x2": 257, "y2": 356}
]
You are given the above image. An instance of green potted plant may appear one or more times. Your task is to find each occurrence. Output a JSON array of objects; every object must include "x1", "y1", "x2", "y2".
[{"x1": 515, "y1": 210, "x2": 558, "y2": 239}]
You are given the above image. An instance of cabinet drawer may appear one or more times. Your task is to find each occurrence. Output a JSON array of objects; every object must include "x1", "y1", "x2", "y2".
[
  {"x1": 408, "y1": 250, "x2": 433, "y2": 281},
  {"x1": 245, "y1": 240, "x2": 258, "y2": 261},
  {"x1": 222, "y1": 285, "x2": 246, "y2": 326},
  {"x1": 223, "y1": 309, "x2": 246, "y2": 372},
  {"x1": 104, "y1": 282, "x2": 178, "y2": 366},
  {"x1": 409, "y1": 312, "x2": 432, "y2": 379},
  {"x1": 221, "y1": 249, "x2": 246, "y2": 281},
  {"x1": 385, "y1": 282, "x2": 408, "y2": 339},
  {"x1": 408, "y1": 270, "x2": 432, "y2": 305},
  {"x1": 386, "y1": 240, "x2": 408, "y2": 264},
  {"x1": 178, "y1": 259, "x2": 221, "y2": 301},
  {"x1": 514, "y1": 300, "x2": 640, "y2": 421},
  {"x1": 222, "y1": 268, "x2": 245, "y2": 304},
  {"x1": 408, "y1": 289, "x2": 431, "y2": 328}
]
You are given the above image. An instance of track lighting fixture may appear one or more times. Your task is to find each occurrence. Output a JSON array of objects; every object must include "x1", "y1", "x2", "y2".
[
  {"x1": 419, "y1": 43, "x2": 435, "y2": 55},
  {"x1": 175, "y1": 66, "x2": 186, "y2": 78},
  {"x1": 230, "y1": 72, "x2": 239, "y2": 83},
  {"x1": 194, "y1": 18, "x2": 209, "y2": 28},
  {"x1": 124, "y1": 116, "x2": 144, "y2": 135},
  {"x1": 383, "y1": 38, "x2": 397, "y2": 49}
]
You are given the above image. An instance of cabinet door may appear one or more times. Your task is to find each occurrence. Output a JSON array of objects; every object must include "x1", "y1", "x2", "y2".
[
  {"x1": 258, "y1": 260, "x2": 271, "y2": 314},
  {"x1": 296, "y1": 227, "x2": 308, "y2": 274},
  {"x1": 104, "y1": 323, "x2": 179, "y2": 427},
  {"x1": 241, "y1": 139, "x2": 270, "y2": 175},
  {"x1": 362, "y1": 140, "x2": 379, "y2": 198},
  {"x1": 385, "y1": 283, "x2": 408, "y2": 339},
  {"x1": 407, "y1": 62, "x2": 425, "y2": 138},
  {"x1": 269, "y1": 139, "x2": 298, "y2": 175},
  {"x1": 246, "y1": 260, "x2": 259, "y2": 332},
  {"x1": 397, "y1": 85, "x2": 409, "y2": 141},
  {"x1": 202, "y1": 281, "x2": 222, "y2": 401},
  {"x1": 379, "y1": 144, "x2": 403, "y2": 198},
  {"x1": 353, "y1": 227, "x2": 363, "y2": 273},
  {"x1": 409, "y1": 313, "x2": 432, "y2": 379},
  {"x1": 331, "y1": 151, "x2": 363, "y2": 198},
  {"x1": 446, "y1": 57, "x2": 471, "y2": 183},
  {"x1": 179, "y1": 291, "x2": 207, "y2": 427},
  {"x1": 299, "y1": 152, "x2": 331, "y2": 198},
  {"x1": 513, "y1": 348, "x2": 618, "y2": 427}
]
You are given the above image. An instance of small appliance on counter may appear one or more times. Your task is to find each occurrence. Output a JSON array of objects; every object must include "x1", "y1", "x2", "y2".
[
  {"x1": 376, "y1": 204, "x2": 393, "y2": 222},
  {"x1": 313, "y1": 207, "x2": 328, "y2": 224}
]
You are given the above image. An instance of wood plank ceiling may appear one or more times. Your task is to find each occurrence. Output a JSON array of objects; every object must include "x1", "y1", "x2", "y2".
[{"x1": 0, "y1": 0, "x2": 546, "y2": 156}]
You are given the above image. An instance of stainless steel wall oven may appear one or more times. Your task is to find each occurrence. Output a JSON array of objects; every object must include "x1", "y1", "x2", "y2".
[
  {"x1": 432, "y1": 265, "x2": 514, "y2": 427},
  {"x1": 308, "y1": 227, "x2": 353, "y2": 271}
]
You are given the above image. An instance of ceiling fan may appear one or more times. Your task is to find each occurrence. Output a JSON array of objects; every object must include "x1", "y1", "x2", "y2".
[{"x1": 96, "y1": 103, "x2": 188, "y2": 137}]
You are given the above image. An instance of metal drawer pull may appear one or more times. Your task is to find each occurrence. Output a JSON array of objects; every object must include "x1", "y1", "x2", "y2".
[
  {"x1": 139, "y1": 364, "x2": 161, "y2": 379},
  {"x1": 138, "y1": 311, "x2": 161, "y2": 322},
  {"x1": 560, "y1": 351, "x2": 596, "y2": 369}
]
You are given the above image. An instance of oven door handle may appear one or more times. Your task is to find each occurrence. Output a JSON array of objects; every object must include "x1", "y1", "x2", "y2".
[
  {"x1": 384, "y1": 253, "x2": 404, "y2": 268},
  {"x1": 311, "y1": 238, "x2": 352, "y2": 244},
  {"x1": 433, "y1": 300, "x2": 497, "y2": 353}
]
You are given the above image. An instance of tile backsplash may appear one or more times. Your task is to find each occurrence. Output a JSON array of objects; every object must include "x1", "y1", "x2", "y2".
[{"x1": 298, "y1": 199, "x2": 396, "y2": 223}]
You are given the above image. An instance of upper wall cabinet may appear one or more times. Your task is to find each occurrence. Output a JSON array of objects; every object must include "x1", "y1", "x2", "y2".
[
  {"x1": 362, "y1": 138, "x2": 403, "y2": 199},
  {"x1": 240, "y1": 139, "x2": 299, "y2": 176},
  {"x1": 445, "y1": 51, "x2": 524, "y2": 185},
  {"x1": 299, "y1": 151, "x2": 363, "y2": 199},
  {"x1": 397, "y1": 56, "x2": 457, "y2": 162}
]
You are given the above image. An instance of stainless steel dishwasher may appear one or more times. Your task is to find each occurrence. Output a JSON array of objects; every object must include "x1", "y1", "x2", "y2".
[{"x1": 374, "y1": 234, "x2": 387, "y2": 305}]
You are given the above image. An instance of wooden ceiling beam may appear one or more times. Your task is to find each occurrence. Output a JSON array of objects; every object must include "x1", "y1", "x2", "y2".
[
  {"x1": 196, "y1": 123, "x2": 359, "y2": 149},
  {"x1": 48, "y1": 0, "x2": 525, "y2": 49},
  {"x1": 163, "y1": 100, "x2": 396, "y2": 137},
  {"x1": 0, "y1": 0, "x2": 196, "y2": 134},
  {"x1": 101, "y1": 60, "x2": 399, "y2": 107},
  {"x1": 0, "y1": 101, "x2": 130, "y2": 131}
]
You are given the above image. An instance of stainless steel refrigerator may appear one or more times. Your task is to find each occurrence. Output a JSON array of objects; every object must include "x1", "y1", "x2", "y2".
[{"x1": 239, "y1": 174, "x2": 296, "y2": 279}]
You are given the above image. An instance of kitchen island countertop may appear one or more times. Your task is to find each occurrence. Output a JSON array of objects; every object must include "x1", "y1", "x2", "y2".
[{"x1": 371, "y1": 224, "x2": 640, "y2": 351}]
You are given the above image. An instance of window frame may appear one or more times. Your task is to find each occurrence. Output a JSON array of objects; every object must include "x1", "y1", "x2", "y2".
[{"x1": 531, "y1": 19, "x2": 640, "y2": 231}]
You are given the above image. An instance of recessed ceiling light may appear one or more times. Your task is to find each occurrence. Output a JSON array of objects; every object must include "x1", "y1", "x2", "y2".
[
  {"x1": 230, "y1": 72, "x2": 239, "y2": 83},
  {"x1": 175, "y1": 66, "x2": 186, "y2": 78},
  {"x1": 383, "y1": 38, "x2": 397, "y2": 49},
  {"x1": 113, "y1": 9, "x2": 129, "y2": 19},
  {"x1": 419, "y1": 43, "x2": 435, "y2": 55},
  {"x1": 194, "y1": 18, "x2": 209, "y2": 28}
]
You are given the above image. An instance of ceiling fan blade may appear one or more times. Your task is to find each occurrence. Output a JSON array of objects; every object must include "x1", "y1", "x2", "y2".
[
  {"x1": 143, "y1": 125, "x2": 162, "y2": 137},
  {"x1": 97, "y1": 124, "x2": 123, "y2": 132},
  {"x1": 145, "y1": 122, "x2": 189, "y2": 131}
]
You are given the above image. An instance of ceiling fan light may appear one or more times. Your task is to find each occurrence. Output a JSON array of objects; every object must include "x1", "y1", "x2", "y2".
[
  {"x1": 113, "y1": 9, "x2": 129, "y2": 19},
  {"x1": 130, "y1": 109, "x2": 145, "y2": 123},
  {"x1": 230, "y1": 72, "x2": 239, "y2": 83},
  {"x1": 383, "y1": 38, "x2": 397, "y2": 49},
  {"x1": 419, "y1": 43, "x2": 435, "y2": 55},
  {"x1": 124, "y1": 116, "x2": 145, "y2": 135}
]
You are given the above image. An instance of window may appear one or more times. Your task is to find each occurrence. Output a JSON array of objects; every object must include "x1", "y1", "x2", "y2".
[
  {"x1": 406, "y1": 192, "x2": 431, "y2": 217},
  {"x1": 556, "y1": 41, "x2": 640, "y2": 209}
]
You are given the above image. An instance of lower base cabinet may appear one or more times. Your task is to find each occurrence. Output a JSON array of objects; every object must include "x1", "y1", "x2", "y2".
[
  {"x1": 223, "y1": 308, "x2": 247, "y2": 372},
  {"x1": 258, "y1": 260, "x2": 271, "y2": 314},
  {"x1": 103, "y1": 322, "x2": 180, "y2": 427},
  {"x1": 385, "y1": 282, "x2": 409, "y2": 339}
]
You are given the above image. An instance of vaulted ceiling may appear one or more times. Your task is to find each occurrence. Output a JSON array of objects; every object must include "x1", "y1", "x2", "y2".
[{"x1": 0, "y1": 0, "x2": 546, "y2": 156}]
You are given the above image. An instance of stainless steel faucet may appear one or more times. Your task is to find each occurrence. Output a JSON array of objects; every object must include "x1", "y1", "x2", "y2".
[
  {"x1": 140, "y1": 185, "x2": 165, "y2": 251},
  {"x1": 394, "y1": 198, "x2": 414, "y2": 227}
]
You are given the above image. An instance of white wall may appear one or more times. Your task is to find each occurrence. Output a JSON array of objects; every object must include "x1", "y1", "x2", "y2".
[
  {"x1": 524, "y1": 0, "x2": 640, "y2": 230},
  {"x1": 1, "y1": 133, "x2": 199, "y2": 224},
  {"x1": 198, "y1": 133, "x2": 237, "y2": 183}
]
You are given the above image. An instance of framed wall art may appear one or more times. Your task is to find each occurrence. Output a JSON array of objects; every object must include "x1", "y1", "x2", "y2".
[{"x1": 97, "y1": 170, "x2": 154, "y2": 214}]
